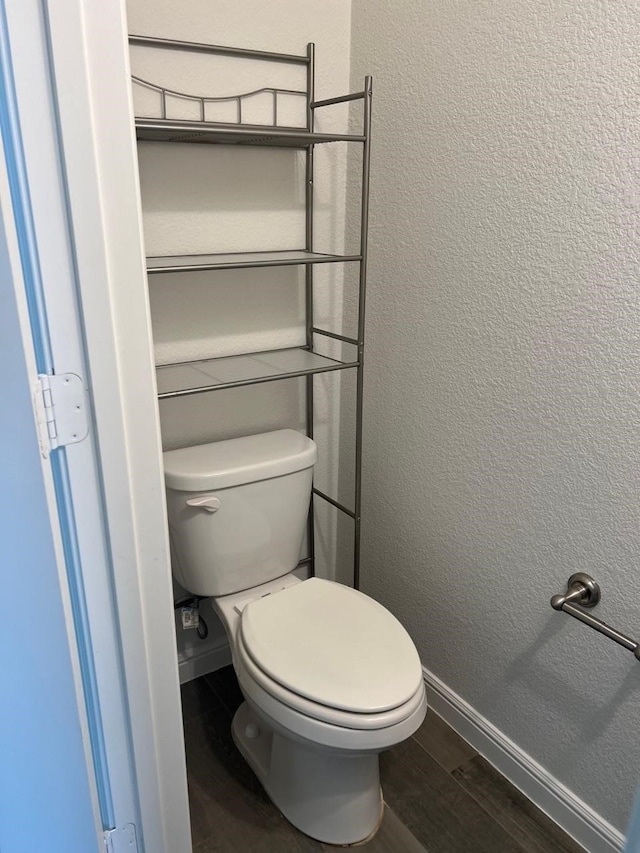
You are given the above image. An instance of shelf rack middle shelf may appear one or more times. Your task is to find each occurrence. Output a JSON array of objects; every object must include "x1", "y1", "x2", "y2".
[
  {"x1": 156, "y1": 346, "x2": 359, "y2": 399},
  {"x1": 146, "y1": 249, "x2": 362, "y2": 275}
]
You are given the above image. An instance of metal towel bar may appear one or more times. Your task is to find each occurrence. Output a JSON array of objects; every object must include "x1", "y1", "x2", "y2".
[{"x1": 550, "y1": 573, "x2": 640, "y2": 661}]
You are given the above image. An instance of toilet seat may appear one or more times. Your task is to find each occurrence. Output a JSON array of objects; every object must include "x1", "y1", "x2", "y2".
[
  {"x1": 236, "y1": 626, "x2": 425, "y2": 730},
  {"x1": 237, "y1": 577, "x2": 424, "y2": 724}
]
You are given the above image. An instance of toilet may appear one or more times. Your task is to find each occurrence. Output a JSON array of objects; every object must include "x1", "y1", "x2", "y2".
[{"x1": 164, "y1": 429, "x2": 427, "y2": 846}]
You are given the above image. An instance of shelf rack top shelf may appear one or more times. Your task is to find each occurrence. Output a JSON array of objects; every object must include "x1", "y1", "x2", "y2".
[
  {"x1": 156, "y1": 347, "x2": 359, "y2": 399},
  {"x1": 129, "y1": 35, "x2": 367, "y2": 148},
  {"x1": 146, "y1": 249, "x2": 362, "y2": 274},
  {"x1": 134, "y1": 120, "x2": 364, "y2": 147}
]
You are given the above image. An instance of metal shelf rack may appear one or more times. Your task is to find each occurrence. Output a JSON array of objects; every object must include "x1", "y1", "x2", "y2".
[{"x1": 130, "y1": 34, "x2": 372, "y2": 590}]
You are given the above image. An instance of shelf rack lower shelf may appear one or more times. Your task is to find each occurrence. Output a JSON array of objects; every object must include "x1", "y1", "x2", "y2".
[
  {"x1": 156, "y1": 347, "x2": 359, "y2": 399},
  {"x1": 146, "y1": 249, "x2": 362, "y2": 275}
]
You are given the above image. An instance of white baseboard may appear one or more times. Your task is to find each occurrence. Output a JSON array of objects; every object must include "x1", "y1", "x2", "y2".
[
  {"x1": 422, "y1": 666, "x2": 625, "y2": 853},
  {"x1": 178, "y1": 637, "x2": 231, "y2": 684}
]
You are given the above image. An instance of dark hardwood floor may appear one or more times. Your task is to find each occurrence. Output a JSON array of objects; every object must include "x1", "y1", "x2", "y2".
[{"x1": 182, "y1": 668, "x2": 585, "y2": 853}]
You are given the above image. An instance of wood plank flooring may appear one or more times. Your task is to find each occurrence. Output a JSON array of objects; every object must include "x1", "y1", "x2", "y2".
[{"x1": 182, "y1": 667, "x2": 585, "y2": 853}]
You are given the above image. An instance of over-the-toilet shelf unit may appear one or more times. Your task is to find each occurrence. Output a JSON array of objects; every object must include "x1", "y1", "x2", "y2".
[{"x1": 129, "y1": 35, "x2": 371, "y2": 589}]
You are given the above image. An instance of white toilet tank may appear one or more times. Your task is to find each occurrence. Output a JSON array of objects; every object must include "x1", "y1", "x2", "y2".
[{"x1": 163, "y1": 430, "x2": 317, "y2": 597}]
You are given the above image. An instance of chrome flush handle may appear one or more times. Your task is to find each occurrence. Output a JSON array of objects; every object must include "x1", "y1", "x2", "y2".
[{"x1": 186, "y1": 496, "x2": 221, "y2": 513}]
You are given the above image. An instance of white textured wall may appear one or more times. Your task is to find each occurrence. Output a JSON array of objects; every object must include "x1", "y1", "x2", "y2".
[{"x1": 351, "y1": 0, "x2": 640, "y2": 834}]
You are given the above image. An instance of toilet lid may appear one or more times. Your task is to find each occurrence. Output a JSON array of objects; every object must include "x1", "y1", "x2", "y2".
[{"x1": 239, "y1": 578, "x2": 423, "y2": 714}]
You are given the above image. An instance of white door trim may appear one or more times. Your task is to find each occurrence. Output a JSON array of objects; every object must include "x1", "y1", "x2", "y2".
[{"x1": 42, "y1": 2, "x2": 192, "y2": 850}]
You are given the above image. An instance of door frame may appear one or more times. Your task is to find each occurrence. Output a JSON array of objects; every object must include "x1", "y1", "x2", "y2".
[{"x1": 1, "y1": 1, "x2": 192, "y2": 851}]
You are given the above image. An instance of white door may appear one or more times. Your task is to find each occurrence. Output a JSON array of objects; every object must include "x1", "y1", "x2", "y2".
[
  {"x1": 0, "y1": 1, "x2": 192, "y2": 851},
  {"x1": 0, "y1": 139, "x2": 102, "y2": 853}
]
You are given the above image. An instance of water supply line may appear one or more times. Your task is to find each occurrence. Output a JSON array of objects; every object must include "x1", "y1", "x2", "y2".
[{"x1": 174, "y1": 595, "x2": 209, "y2": 641}]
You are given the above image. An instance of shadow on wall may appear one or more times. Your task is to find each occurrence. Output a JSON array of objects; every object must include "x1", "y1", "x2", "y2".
[
  {"x1": 139, "y1": 142, "x2": 304, "y2": 219},
  {"x1": 138, "y1": 143, "x2": 305, "y2": 271},
  {"x1": 150, "y1": 265, "x2": 305, "y2": 365},
  {"x1": 480, "y1": 615, "x2": 640, "y2": 771}
]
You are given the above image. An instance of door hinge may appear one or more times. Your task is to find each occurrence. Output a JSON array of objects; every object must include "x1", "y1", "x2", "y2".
[
  {"x1": 34, "y1": 372, "x2": 89, "y2": 458},
  {"x1": 103, "y1": 824, "x2": 139, "y2": 853}
]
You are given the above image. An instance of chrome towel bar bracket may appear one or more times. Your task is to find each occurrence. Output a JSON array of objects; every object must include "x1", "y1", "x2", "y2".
[{"x1": 550, "y1": 573, "x2": 640, "y2": 662}]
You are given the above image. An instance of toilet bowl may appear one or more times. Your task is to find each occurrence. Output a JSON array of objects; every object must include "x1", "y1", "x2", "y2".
[
  {"x1": 164, "y1": 430, "x2": 427, "y2": 845},
  {"x1": 213, "y1": 574, "x2": 426, "y2": 845}
]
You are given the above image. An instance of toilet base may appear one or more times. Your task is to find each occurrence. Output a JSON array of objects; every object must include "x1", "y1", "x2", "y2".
[{"x1": 232, "y1": 702, "x2": 383, "y2": 846}]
